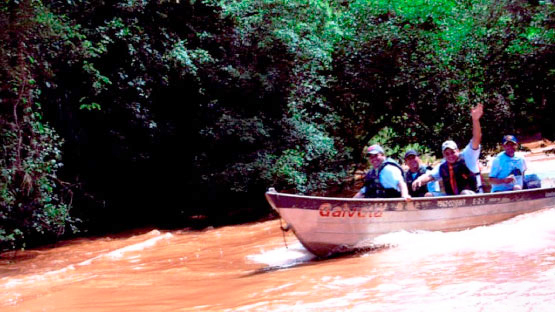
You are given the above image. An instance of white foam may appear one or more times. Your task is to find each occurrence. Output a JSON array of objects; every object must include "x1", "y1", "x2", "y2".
[
  {"x1": 2, "y1": 264, "x2": 76, "y2": 290},
  {"x1": 372, "y1": 208, "x2": 555, "y2": 258},
  {"x1": 79, "y1": 232, "x2": 173, "y2": 265},
  {"x1": 1, "y1": 232, "x2": 174, "y2": 292},
  {"x1": 247, "y1": 242, "x2": 315, "y2": 268}
]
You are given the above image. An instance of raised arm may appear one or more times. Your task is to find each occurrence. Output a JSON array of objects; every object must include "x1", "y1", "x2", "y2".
[{"x1": 471, "y1": 103, "x2": 483, "y2": 150}]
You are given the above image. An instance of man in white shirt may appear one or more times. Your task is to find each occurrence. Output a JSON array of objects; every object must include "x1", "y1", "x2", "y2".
[{"x1": 412, "y1": 103, "x2": 483, "y2": 195}]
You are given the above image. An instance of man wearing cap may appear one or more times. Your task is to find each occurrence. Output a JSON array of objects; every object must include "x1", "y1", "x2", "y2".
[
  {"x1": 412, "y1": 103, "x2": 483, "y2": 195},
  {"x1": 489, "y1": 135, "x2": 528, "y2": 192},
  {"x1": 354, "y1": 144, "x2": 411, "y2": 199},
  {"x1": 403, "y1": 150, "x2": 434, "y2": 197}
]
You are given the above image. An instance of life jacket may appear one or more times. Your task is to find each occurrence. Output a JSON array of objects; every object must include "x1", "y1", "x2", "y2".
[
  {"x1": 363, "y1": 158, "x2": 403, "y2": 198},
  {"x1": 439, "y1": 157, "x2": 478, "y2": 195},
  {"x1": 404, "y1": 165, "x2": 428, "y2": 197}
]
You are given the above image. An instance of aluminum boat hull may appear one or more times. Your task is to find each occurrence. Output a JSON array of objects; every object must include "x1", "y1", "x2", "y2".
[{"x1": 265, "y1": 187, "x2": 555, "y2": 257}]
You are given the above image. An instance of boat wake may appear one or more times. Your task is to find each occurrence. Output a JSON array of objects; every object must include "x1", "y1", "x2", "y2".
[
  {"x1": 370, "y1": 208, "x2": 555, "y2": 258},
  {"x1": 1, "y1": 230, "x2": 174, "y2": 292},
  {"x1": 247, "y1": 242, "x2": 316, "y2": 269},
  {"x1": 78, "y1": 231, "x2": 173, "y2": 266},
  {"x1": 250, "y1": 207, "x2": 555, "y2": 269}
]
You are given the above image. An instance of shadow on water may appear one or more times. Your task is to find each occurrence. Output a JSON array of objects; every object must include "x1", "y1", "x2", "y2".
[
  {"x1": 0, "y1": 250, "x2": 40, "y2": 264},
  {"x1": 243, "y1": 244, "x2": 392, "y2": 277},
  {"x1": 0, "y1": 250, "x2": 42, "y2": 278}
]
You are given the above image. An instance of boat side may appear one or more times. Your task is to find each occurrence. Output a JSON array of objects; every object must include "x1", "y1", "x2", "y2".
[{"x1": 265, "y1": 187, "x2": 555, "y2": 257}]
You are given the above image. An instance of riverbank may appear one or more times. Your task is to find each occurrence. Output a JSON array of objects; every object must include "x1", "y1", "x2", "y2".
[
  {"x1": 518, "y1": 138, "x2": 555, "y2": 162},
  {"x1": 519, "y1": 138, "x2": 555, "y2": 188},
  {"x1": 480, "y1": 137, "x2": 554, "y2": 168}
]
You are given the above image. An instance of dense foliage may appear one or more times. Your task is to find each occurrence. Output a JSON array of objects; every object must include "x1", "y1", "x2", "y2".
[
  {"x1": 1, "y1": 1, "x2": 79, "y2": 248},
  {"x1": 1, "y1": 0, "x2": 553, "y2": 250}
]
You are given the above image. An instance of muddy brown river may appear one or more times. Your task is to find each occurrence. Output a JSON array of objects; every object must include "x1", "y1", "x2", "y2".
[
  {"x1": 2, "y1": 208, "x2": 555, "y2": 311},
  {"x1": 2, "y1": 158, "x2": 555, "y2": 311}
]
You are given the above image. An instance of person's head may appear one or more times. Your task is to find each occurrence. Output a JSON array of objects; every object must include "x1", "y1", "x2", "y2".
[
  {"x1": 502, "y1": 135, "x2": 518, "y2": 157},
  {"x1": 404, "y1": 149, "x2": 420, "y2": 172},
  {"x1": 366, "y1": 144, "x2": 385, "y2": 169},
  {"x1": 441, "y1": 140, "x2": 460, "y2": 164}
]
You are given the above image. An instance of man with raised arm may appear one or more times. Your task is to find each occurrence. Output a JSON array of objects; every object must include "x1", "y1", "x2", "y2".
[{"x1": 412, "y1": 103, "x2": 483, "y2": 196}]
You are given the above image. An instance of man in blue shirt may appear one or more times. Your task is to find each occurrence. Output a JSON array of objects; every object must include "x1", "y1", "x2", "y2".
[
  {"x1": 489, "y1": 135, "x2": 528, "y2": 192},
  {"x1": 354, "y1": 144, "x2": 411, "y2": 199}
]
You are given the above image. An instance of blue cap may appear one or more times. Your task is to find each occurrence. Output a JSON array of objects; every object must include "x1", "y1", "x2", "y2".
[
  {"x1": 367, "y1": 144, "x2": 385, "y2": 155},
  {"x1": 404, "y1": 149, "x2": 419, "y2": 159},
  {"x1": 502, "y1": 135, "x2": 518, "y2": 145}
]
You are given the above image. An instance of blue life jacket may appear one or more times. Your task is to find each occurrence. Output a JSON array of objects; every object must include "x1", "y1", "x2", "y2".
[
  {"x1": 404, "y1": 165, "x2": 428, "y2": 197},
  {"x1": 439, "y1": 157, "x2": 477, "y2": 195},
  {"x1": 363, "y1": 158, "x2": 403, "y2": 198}
]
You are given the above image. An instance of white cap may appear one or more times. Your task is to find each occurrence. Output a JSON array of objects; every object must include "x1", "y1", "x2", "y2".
[{"x1": 441, "y1": 140, "x2": 458, "y2": 152}]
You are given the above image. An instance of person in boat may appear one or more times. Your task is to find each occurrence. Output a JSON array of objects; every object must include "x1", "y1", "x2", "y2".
[
  {"x1": 403, "y1": 149, "x2": 435, "y2": 197},
  {"x1": 412, "y1": 103, "x2": 483, "y2": 195},
  {"x1": 354, "y1": 144, "x2": 411, "y2": 199},
  {"x1": 488, "y1": 135, "x2": 528, "y2": 192}
]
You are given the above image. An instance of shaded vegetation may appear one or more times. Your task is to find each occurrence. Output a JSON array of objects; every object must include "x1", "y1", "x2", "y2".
[{"x1": 1, "y1": 0, "x2": 554, "y2": 250}]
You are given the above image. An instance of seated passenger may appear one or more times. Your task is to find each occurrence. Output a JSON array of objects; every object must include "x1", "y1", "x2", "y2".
[
  {"x1": 354, "y1": 144, "x2": 411, "y2": 199},
  {"x1": 403, "y1": 150, "x2": 434, "y2": 197},
  {"x1": 412, "y1": 103, "x2": 483, "y2": 195},
  {"x1": 489, "y1": 135, "x2": 528, "y2": 192}
]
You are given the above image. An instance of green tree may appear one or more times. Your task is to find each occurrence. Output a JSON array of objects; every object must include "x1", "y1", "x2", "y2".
[
  {"x1": 2, "y1": 0, "x2": 553, "y2": 249},
  {"x1": 208, "y1": 0, "x2": 353, "y2": 195},
  {"x1": 0, "y1": 0, "x2": 78, "y2": 250},
  {"x1": 329, "y1": 0, "x2": 554, "y2": 161}
]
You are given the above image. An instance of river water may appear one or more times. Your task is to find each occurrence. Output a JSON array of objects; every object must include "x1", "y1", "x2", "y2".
[{"x1": 2, "y1": 162, "x2": 555, "y2": 311}]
